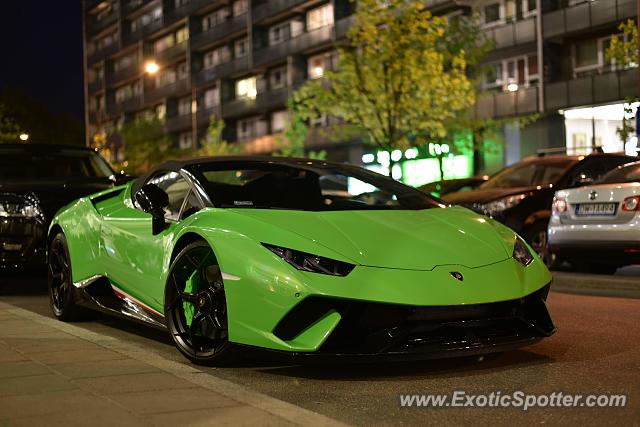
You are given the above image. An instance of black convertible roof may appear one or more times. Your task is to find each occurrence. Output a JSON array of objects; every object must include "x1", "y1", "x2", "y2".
[{"x1": 133, "y1": 156, "x2": 343, "y2": 195}]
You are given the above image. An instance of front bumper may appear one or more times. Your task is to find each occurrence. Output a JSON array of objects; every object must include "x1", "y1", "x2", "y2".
[
  {"x1": 0, "y1": 217, "x2": 46, "y2": 269},
  {"x1": 270, "y1": 284, "x2": 554, "y2": 359}
]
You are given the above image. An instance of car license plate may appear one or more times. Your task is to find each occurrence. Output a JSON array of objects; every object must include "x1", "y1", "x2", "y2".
[{"x1": 575, "y1": 203, "x2": 617, "y2": 216}]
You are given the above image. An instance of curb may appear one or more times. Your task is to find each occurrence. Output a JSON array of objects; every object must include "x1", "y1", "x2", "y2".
[{"x1": 552, "y1": 272, "x2": 640, "y2": 299}]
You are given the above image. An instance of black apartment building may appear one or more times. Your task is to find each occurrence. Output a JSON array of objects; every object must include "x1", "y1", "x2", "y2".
[{"x1": 83, "y1": 0, "x2": 638, "y2": 174}]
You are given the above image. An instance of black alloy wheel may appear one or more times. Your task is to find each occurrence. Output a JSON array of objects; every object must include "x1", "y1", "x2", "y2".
[
  {"x1": 47, "y1": 233, "x2": 85, "y2": 320},
  {"x1": 165, "y1": 240, "x2": 234, "y2": 365}
]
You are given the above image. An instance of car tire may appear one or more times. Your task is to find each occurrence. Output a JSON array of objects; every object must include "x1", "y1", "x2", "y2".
[
  {"x1": 164, "y1": 240, "x2": 235, "y2": 366},
  {"x1": 524, "y1": 221, "x2": 560, "y2": 269},
  {"x1": 47, "y1": 232, "x2": 89, "y2": 321}
]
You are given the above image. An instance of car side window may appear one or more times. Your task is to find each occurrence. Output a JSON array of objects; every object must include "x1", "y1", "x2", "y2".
[
  {"x1": 146, "y1": 171, "x2": 191, "y2": 221},
  {"x1": 180, "y1": 190, "x2": 202, "y2": 220},
  {"x1": 564, "y1": 157, "x2": 634, "y2": 187}
]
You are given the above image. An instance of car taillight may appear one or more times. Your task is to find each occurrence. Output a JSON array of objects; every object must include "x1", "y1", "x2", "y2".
[
  {"x1": 622, "y1": 196, "x2": 640, "y2": 211},
  {"x1": 552, "y1": 197, "x2": 567, "y2": 214}
]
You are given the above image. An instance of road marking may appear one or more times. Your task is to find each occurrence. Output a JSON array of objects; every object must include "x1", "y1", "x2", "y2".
[{"x1": 0, "y1": 301, "x2": 347, "y2": 427}]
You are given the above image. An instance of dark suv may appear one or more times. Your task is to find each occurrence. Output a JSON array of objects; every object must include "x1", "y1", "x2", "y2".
[
  {"x1": 0, "y1": 144, "x2": 127, "y2": 270},
  {"x1": 443, "y1": 153, "x2": 637, "y2": 264}
]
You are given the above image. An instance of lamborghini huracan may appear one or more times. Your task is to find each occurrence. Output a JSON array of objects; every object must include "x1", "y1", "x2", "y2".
[{"x1": 47, "y1": 157, "x2": 555, "y2": 365}]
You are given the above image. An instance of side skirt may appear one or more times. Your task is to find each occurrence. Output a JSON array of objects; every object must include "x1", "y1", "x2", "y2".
[{"x1": 72, "y1": 275, "x2": 167, "y2": 330}]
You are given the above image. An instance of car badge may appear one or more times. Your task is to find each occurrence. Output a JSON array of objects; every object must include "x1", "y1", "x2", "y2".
[
  {"x1": 589, "y1": 190, "x2": 598, "y2": 200},
  {"x1": 449, "y1": 272, "x2": 464, "y2": 282}
]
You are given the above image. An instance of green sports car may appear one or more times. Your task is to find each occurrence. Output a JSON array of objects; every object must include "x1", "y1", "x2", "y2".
[{"x1": 47, "y1": 157, "x2": 555, "y2": 365}]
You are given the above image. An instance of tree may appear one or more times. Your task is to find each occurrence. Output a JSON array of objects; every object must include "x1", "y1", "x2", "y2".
[
  {"x1": 291, "y1": 0, "x2": 475, "y2": 175},
  {"x1": 273, "y1": 111, "x2": 326, "y2": 159},
  {"x1": 0, "y1": 103, "x2": 20, "y2": 143},
  {"x1": 197, "y1": 116, "x2": 244, "y2": 157},
  {"x1": 120, "y1": 116, "x2": 173, "y2": 174},
  {"x1": 606, "y1": 19, "x2": 639, "y2": 147}
]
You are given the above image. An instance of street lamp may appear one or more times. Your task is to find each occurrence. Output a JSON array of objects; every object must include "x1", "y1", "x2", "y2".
[
  {"x1": 145, "y1": 61, "x2": 159, "y2": 75},
  {"x1": 19, "y1": 133, "x2": 29, "y2": 141}
]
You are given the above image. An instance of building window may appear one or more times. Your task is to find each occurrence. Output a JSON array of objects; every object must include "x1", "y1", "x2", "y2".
[
  {"x1": 234, "y1": 38, "x2": 249, "y2": 58},
  {"x1": 271, "y1": 110, "x2": 289, "y2": 133},
  {"x1": 179, "y1": 132, "x2": 193, "y2": 150},
  {"x1": 203, "y1": 46, "x2": 231, "y2": 69},
  {"x1": 484, "y1": 62, "x2": 503, "y2": 89},
  {"x1": 175, "y1": 0, "x2": 190, "y2": 8},
  {"x1": 269, "y1": 67, "x2": 287, "y2": 90},
  {"x1": 202, "y1": 8, "x2": 230, "y2": 31},
  {"x1": 204, "y1": 86, "x2": 220, "y2": 108},
  {"x1": 483, "y1": 54, "x2": 538, "y2": 91},
  {"x1": 156, "y1": 68, "x2": 177, "y2": 87},
  {"x1": 156, "y1": 103, "x2": 166, "y2": 119},
  {"x1": 483, "y1": 3, "x2": 502, "y2": 26},
  {"x1": 178, "y1": 96, "x2": 191, "y2": 116},
  {"x1": 232, "y1": 0, "x2": 248, "y2": 17},
  {"x1": 572, "y1": 37, "x2": 617, "y2": 77},
  {"x1": 131, "y1": 6, "x2": 162, "y2": 32},
  {"x1": 236, "y1": 76, "x2": 257, "y2": 99},
  {"x1": 93, "y1": 32, "x2": 118, "y2": 53},
  {"x1": 308, "y1": 51, "x2": 337, "y2": 79},
  {"x1": 307, "y1": 3, "x2": 334, "y2": 31},
  {"x1": 114, "y1": 53, "x2": 137, "y2": 72},
  {"x1": 522, "y1": 0, "x2": 536, "y2": 17},
  {"x1": 115, "y1": 81, "x2": 141, "y2": 103},
  {"x1": 269, "y1": 20, "x2": 303, "y2": 46},
  {"x1": 177, "y1": 62, "x2": 188, "y2": 80},
  {"x1": 237, "y1": 116, "x2": 266, "y2": 140},
  {"x1": 154, "y1": 27, "x2": 188, "y2": 53}
]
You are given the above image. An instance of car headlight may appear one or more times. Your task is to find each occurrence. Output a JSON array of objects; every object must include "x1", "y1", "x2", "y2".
[
  {"x1": 480, "y1": 194, "x2": 526, "y2": 216},
  {"x1": 0, "y1": 199, "x2": 42, "y2": 218},
  {"x1": 512, "y1": 236, "x2": 534, "y2": 267},
  {"x1": 262, "y1": 244, "x2": 355, "y2": 277}
]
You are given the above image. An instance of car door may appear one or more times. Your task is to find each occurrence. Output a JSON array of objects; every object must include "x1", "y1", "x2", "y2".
[{"x1": 101, "y1": 170, "x2": 195, "y2": 310}]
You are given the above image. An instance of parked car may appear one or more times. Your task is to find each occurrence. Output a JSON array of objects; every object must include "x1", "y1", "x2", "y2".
[
  {"x1": 548, "y1": 161, "x2": 640, "y2": 274},
  {"x1": 0, "y1": 143, "x2": 125, "y2": 269},
  {"x1": 47, "y1": 157, "x2": 554, "y2": 365},
  {"x1": 418, "y1": 176, "x2": 489, "y2": 198},
  {"x1": 443, "y1": 153, "x2": 637, "y2": 264}
]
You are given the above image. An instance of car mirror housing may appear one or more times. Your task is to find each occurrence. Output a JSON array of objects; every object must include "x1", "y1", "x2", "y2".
[{"x1": 134, "y1": 184, "x2": 169, "y2": 235}]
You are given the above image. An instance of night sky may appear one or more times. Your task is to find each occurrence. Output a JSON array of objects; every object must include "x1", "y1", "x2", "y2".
[{"x1": 0, "y1": 1, "x2": 84, "y2": 120}]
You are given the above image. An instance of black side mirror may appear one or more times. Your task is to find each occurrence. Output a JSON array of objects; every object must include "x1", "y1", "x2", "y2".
[
  {"x1": 134, "y1": 184, "x2": 169, "y2": 235},
  {"x1": 111, "y1": 173, "x2": 133, "y2": 185}
]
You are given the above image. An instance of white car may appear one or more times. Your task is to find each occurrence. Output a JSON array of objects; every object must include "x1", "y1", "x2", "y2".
[{"x1": 548, "y1": 161, "x2": 640, "y2": 274}]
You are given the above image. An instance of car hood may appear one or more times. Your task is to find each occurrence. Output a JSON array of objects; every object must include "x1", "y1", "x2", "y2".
[
  {"x1": 0, "y1": 179, "x2": 113, "y2": 220},
  {"x1": 230, "y1": 206, "x2": 512, "y2": 270},
  {"x1": 443, "y1": 186, "x2": 537, "y2": 204}
]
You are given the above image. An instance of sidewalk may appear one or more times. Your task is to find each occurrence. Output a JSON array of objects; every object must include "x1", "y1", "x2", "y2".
[{"x1": 0, "y1": 301, "x2": 344, "y2": 427}]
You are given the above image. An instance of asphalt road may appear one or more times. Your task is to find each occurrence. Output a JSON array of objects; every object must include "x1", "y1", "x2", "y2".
[{"x1": 1, "y1": 274, "x2": 639, "y2": 426}]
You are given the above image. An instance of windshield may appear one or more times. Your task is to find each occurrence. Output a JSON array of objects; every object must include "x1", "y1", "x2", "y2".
[
  {"x1": 599, "y1": 162, "x2": 640, "y2": 184},
  {"x1": 0, "y1": 148, "x2": 114, "y2": 181},
  {"x1": 480, "y1": 160, "x2": 573, "y2": 189},
  {"x1": 192, "y1": 162, "x2": 443, "y2": 211}
]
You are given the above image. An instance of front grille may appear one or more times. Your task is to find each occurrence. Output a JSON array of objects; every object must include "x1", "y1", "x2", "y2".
[{"x1": 273, "y1": 285, "x2": 554, "y2": 355}]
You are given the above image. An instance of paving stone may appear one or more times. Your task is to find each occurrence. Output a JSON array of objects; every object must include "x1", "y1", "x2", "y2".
[
  {"x1": 30, "y1": 348, "x2": 126, "y2": 365},
  {"x1": 5, "y1": 408, "x2": 149, "y2": 427},
  {"x1": 0, "y1": 361, "x2": 51, "y2": 379},
  {"x1": 0, "y1": 390, "x2": 124, "y2": 419},
  {"x1": 146, "y1": 405, "x2": 296, "y2": 427},
  {"x1": 72, "y1": 372, "x2": 196, "y2": 395},
  {"x1": 0, "y1": 374, "x2": 77, "y2": 396},
  {"x1": 108, "y1": 387, "x2": 240, "y2": 415},
  {"x1": 2, "y1": 336, "x2": 105, "y2": 354},
  {"x1": 0, "y1": 347, "x2": 27, "y2": 363},
  {"x1": 50, "y1": 358, "x2": 161, "y2": 379}
]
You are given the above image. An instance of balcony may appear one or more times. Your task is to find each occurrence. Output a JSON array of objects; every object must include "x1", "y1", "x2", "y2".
[
  {"x1": 86, "y1": 12, "x2": 118, "y2": 35},
  {"x1": 253, "y1": 25, "x2": 334, "y2": 67},
  {"x1": 335, "y1": 16, "x2": 355, "y2": 39},
  {"x1": 107, "y1": 96, "x2": 142, "y2": 115},
  {"x1": 164, "y1": 0, "x2": 210, "y2": 25},
  {"x1": 543, "y1": 0, "x2": 636, "y2": 38},
  {"x1": 195, "y1": 57, "x2": 249, "y2": 86},
  {"x1": 87, "y1": 79, "x2": 104, "y2": 94},
  {"x1": 474, "y1": 86, "x2": 539, "y2": 119},
  {"x1": 165, "y1": 114, "x2": 193, "y2": 133},
  {"x1": 106, "y1": 64, "x2": 141, "y2": 87},
  {"x1": 253, "y1": 0, "x2": 307, "y2": 23},
  {"x1": 144, "y1": 79, "x2": 190, "y2": 104},
  {"x1": 196, "y1": 105, "x2": 221, "y2": 124},
  {"x1": 87, "y1": 43, "x2": 120, "y2": 65},
  {"x1": 122, "y1": 19, "x2": 164, "y2": 46},
  {"x1": 152, "y1": 41, "x2": 188, "y2": 65},
  {"x1": 485, "y1": 17, "x2": 536, "y2": 50},
  {"x1": 190, "y1": 14, "x2": 248, "y2": 51},
  {"x1": 222, "y1": 87, "x2": 289, "y2": 118},
  {"x1": 545, "y1": 69, "x2": 640, "y2": 111},
  {"x1": 123, "y1": 0, "x2": 154, "y2": 16}
]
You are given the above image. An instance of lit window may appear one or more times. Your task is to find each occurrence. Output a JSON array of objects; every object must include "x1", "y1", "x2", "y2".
[
  {"x1": 308, "y1": 51, "x2": 337, "y2": 79},
  {"x1": 203, "y1": 46, "x2": 231, "y2": 69},
  {"x1": 234, "y1": 38, "x2": 249, "y2": 58},
  {"x1": 202, "y1": 8, "x2": 229, "y2": 31},
  {"x1": 204, "y1": 86, "x2": 220, "y2": 108},
  {"x1": 483, "y1": 3, "x2": 502, "y2": 25},
  {"x1": 270, "y1": 67, "x2": 287, "y2": 89},
  {"x1": 236, "y1": 76, "x2": 257, "y2": 99},
  {"x1": 178, "y1": 96, "x2": 191, "y2": 116},
  {"x1": 179, "y1": 132, "x2": 193, "y2": 150},
  {"x1": 307, "y1": 3, "x2": 334, "y2": 31},
  {"x1": 271, "y1": 110, "x2": 289, "y2": 133},
  {"x1": 232, "y1": 0, "x2": 248, "y2": 16}
]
